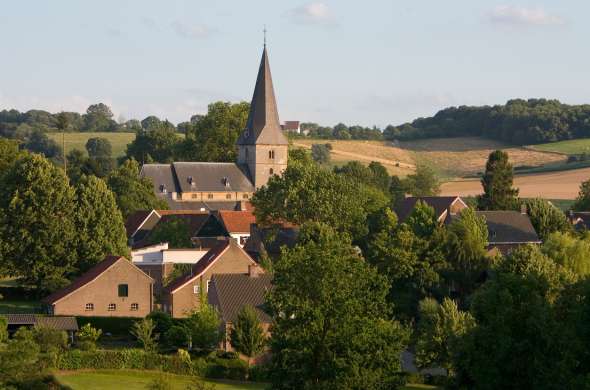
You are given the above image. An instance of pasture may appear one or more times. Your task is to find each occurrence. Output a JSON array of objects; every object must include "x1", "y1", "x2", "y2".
[
  {"x1": 528, "y1": 138, "x2": 590, "y2": 155},
  {"x1": 47, "y1": 132, "x2": 136, "y2": 158}
]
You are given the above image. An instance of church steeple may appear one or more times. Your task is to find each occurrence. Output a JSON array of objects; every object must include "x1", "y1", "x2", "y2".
[{"x1": 237, "y1": 46, "x2": 288, "y2": 146}]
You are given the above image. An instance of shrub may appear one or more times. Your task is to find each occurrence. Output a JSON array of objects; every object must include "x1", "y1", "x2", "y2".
[
  {"x1": 77, "y1": 316, "x2": 136, "y2": 336},
  {"x1": 146, "y1": 373, "x2": 173, "y2": 390},
  {"x1": 185, "y1": 304, "x2": 222, "y2": 351},
  {"x1": 248, "y1": 363, "x2": 271, "y2": 382},
  {"x1": 147, "y1": 311, "x2": 174, "y2": 338},
  {"x1": 130, "y1": 318, "x2": 158, "y2": 352},
  {"x1": 206, "y1": 358, "x2": 249, "y2": 381},
  {"x1": 164, "y1": 325, "x2": 190, "y2": 349},
  {"x1": 0, "y1": 316, "x2": 7, "y2": 343},
  {"x1": 185, "y1": 376, "x2": 217, "y2": 390},
  {"x1": 77, "y1": 323, "x2": 102, "y2": 350}
]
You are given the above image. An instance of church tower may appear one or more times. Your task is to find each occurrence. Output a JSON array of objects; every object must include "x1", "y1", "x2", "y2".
[{"x1": 237, "y1": 45, "x2": 289, "y2": 189}]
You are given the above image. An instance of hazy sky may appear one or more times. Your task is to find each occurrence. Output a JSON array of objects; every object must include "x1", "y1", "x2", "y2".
[{"x1": 0, "y1": 1, "x2": 588, "y2": 127}]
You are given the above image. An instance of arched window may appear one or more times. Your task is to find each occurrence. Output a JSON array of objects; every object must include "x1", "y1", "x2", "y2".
[
  {"x1": 270, "y1": 168, "x2": 274, "y2": 175},
  {"x1": 269, "y1": 150, "x2": 275, "y2": 159}
]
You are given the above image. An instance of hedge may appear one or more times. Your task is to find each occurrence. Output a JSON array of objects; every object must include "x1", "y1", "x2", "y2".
[
  {"x1": 75, "y1": 316, "x2": 137, "y2": 337},
  {"x1": 56, "y1": 349, "x2": 248, "y2": 380}
]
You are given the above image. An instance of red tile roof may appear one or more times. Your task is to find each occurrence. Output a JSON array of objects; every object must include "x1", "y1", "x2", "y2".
[
  {"x1": 164, "y1": 240, "x2": 231, "y2": 294},
  {"x1": 43, "y1": 255, "x2": 125, "y2": 304},
  {"x1": 282, "y1": 121, "x2": 300, "y2": 130},
  {"x1": 217, "y1": 210, "x2": 256, "y2": 234}
]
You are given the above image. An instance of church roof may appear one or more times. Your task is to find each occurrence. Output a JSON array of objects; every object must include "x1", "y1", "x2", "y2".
[
  {"x1": 173, "y1": 162, "x2": 255, "y2": 193},
  {"x1": 237, "y1": 46, "x2": 288, "y2": 146}
]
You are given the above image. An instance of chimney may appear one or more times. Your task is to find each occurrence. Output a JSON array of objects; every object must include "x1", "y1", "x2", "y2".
[
  {"x1": 520, "y1": 204, "x2": 527, "y2": 215},
  {"x1": 248, "y1": 264, "x2": 261, "y2": 278}
]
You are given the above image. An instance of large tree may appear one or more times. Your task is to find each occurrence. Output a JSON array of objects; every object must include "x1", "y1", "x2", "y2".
[
  {"x1": 107, "y1": 159, "x2": 168, "y2": 218},
  {"x1": 524, "y1": 198, "x2": 570, "y2": 240},
  {"x1": 74, "y1": 175, "x2": 130, "y2": 273},
  {"x1": 404, "y1": 164, "x2": 440, "y2": 197},
  {"x1": 230, "y1": 305, "x2": 266, "y2": 364},
  {"x1": 477, "y1": 150, "x2": 519, "y2": 210},
  {"x1": 572, "y1": 178, "x2": 590, "y2": 211},
  {"x1": 0, "y1": 154, "x2": 77, "y2": 292},
  {"x1": 268, "y1": 223, "x2": 409, "y2": 389},
  {"x1": 126, "y1": 124, "x2": 181, "y2": 163},
  {"x1": 178, "y1": 101, "x2": 250, "y2": 162}
]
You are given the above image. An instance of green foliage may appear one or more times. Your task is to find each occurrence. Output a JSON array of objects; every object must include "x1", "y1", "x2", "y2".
[
  {"x1": 0, "y1": 316, "x2": 7, "y2": 343},
  {"x1": 131, "y1": 318, "x2": 159, "y2": 353},
  {"x1": 446, "y1": 208, "x2": 489, "y2": 300},
  {"x1": 524, "y1": 198, "x2": 571, "y2": 240},
  {"x1": 0, "y1": 138, "x2": 23, "y2": 175},
  {"x1": 0, "y1": 330, "x2": 41, "y2": 385},
  {"x1": 404, "y1": 164, "x2": 440, "y2": 197},
  {"x1": 334, "y1": 160, "x2": 392, "y2": 194},
  {"x1": 165, "y1": 325, "x2": 191, "y2": 349},
  {"x1": 415, "y1": 298, "x2": 475, "y2": 376},
  {"x1": 179, "y1": 101, "x2": 249, "y2": 162},
  {"x1": 147, "y1": 311, "x2": 174, "y2": 339},
  {"x1": 252, "y1": 160, "x2": 387, "y2": 242},
  {"x1": 146, "y1": 373, "x2": 174, "y2": 390},
  {"x1": 573, "y1": 178, "x2": 590, "y2": 211},
  {"x1": 0, "y1": 153, "x2": 77, "y2": 292},
  {"x1": 147, "y1": 218, "x2": 193, "y2": 249},
  {"x1": 311, "y1": 143, "x2": 331, "y2": 164},
  {"x1": 405, "y1": 200, "x2": 438, "y2": 238},
  {"x1": 77, "y1": 317, "x2": 137, "y2": 337},
  {"x1": 77, "y1": 323, "x2": 102, "y2": 350},
  {"x1": 126, "y1": 124, "x2": 180, "y2": 163},
  {"x1": 477, "y1": 150, "x2": 519, "y2": 210},
  {"x1": 107, "y1": 159, "x2": 168, "y2": 218},
  {"x1": 185, "y1": 304, "x2": 222, "y2": 351},
  {"x1": 74, "y1": 174, "x2": 130, "y2": 272},
  {"x1": 542, "y1": 232, "x2": 590, "y2": 277},
  {"x1": 185, "y1": 376, "x2": 217, "y2": 390},
  {"x1": 31, "y1": 326, "x2": 69, "y2": 353},
  {"x1": 86, "y1": 137, "x2": 112, "y2": 159},
  {"x1": 268, "y1": 222, "x2": 410, "y2": 389},
  {"x1": 230, "y1": 305, "x2": 266, "y2": 361}
]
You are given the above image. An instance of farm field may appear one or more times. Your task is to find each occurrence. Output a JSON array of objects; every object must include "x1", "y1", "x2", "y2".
[
  {"x1": 529, "y1": 138, "x2": 590, "y2": 155},
  {"x1": 47, "y1": 132, "x2": 136, "y2": 158},
  {"x1": 440, "y1": 166, "x2": 590, "y2": 199},
  {"x1": 55, "y1": 370, "x2": 266, "y2": 390},
  {"x1": 294, "y1": 137, "x2": 566, "y2": 178}
]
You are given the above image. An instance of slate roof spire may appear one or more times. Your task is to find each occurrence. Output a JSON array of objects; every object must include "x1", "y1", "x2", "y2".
[{"x1": 237, "y1": 45, "x2": 288, "y2": 145}]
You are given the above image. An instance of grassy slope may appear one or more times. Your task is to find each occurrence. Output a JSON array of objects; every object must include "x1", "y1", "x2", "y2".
[
  {"x1": 47, "y1": 132, "x2": 136, "y2": 158},
  {"x1": 55, "y1": 370, "x2": 266, "y2": 390},
  {"x1": 529, "y1": 139, "x2": 590, "y2": 155}
]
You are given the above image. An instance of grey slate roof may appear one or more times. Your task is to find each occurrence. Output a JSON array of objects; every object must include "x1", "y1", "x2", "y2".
[
  {"x1": 476, "y1": 211, "x2": 540, "y2": 244},
  {"x1": 141, "y1": 164, "x2": 179, "y2": 194},
  {"x1": 396, "y1": 196, "x2": 465, "y2": 222},
  {"x1": 3, "y1": 314, "x2": 78, "y2": 331},
  {"x1": 209, "y1": 273, "x2": 272, "y2": 324},
  {"x1": 237, "y1": 47, "x2": 288, "y2": 146},
  {"x1": 173, "y1": 162, "x2": 254, "y2": 192}
]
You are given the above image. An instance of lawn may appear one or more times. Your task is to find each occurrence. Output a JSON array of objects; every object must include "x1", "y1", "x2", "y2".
[
  {"x1": 55, "y1": 370, "x2": 267, "y2": 390},
  {"x1": 529, "y1": 139, "x2": 590, "y2": 155},
  {"x1": 47, "y1": 132, "x2": 136, "y2": 158}
]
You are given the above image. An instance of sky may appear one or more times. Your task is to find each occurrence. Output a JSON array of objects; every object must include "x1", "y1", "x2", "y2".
[{"x1": 0, "y1": 1, "x2": 588, "y2": 127}]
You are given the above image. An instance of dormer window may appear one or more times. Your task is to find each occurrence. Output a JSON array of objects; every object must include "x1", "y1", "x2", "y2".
[
  {"x1": 160, "y1": 184, "x2": 167, "y2": 194},
  {"x1": 187, "y1": 176, "x2": 195, "y2": 187}
]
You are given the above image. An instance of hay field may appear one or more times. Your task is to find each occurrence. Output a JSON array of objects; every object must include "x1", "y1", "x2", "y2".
[
  {"x1": 440, "y1": 167, "x2": 590, "y2": 200},
  {"x1": 47, "y1": 132, "x2": 136, "y2": 158},
  {"x1": 400, "y1": 137, "x2": 566, "y2": 178}
]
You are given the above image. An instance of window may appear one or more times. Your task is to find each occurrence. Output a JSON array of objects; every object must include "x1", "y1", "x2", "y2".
[
  {"x1": 192, "y1": 194, "x2": 198, "y2": 199},
  {"x1": 269, "y1": 168, "x2": 274, "y2": 175},
  {"x1": 242, "y1": 193, "x2": 249, "y2": 199},
  {"x1": 226, "y1": 193, "x2": 232, "y2": 200},
  {"x1": 108, "y1": 303, "x2": 116, "y2": 311},
  {"x1": 85, "y1": 303, "x2": 94, "y2": 311},
  {"x1": 131, "y1": 303, "x2": 139, "y2": 311},
  {"x1": 208, "y1": 194, "x2": 213, "y2": 199},
  {"x1": 206, "y1": 280, "x2": 211, "y2": 292},
  {"x1": 193, "y1": 285, "x2": 200, "y2": 294},
  {"x1": 269, "y1": 150, "x2": 275, "y2": 159},
  {"x1": 118, "y1": 284, "x2": 128, "y2": 297}
]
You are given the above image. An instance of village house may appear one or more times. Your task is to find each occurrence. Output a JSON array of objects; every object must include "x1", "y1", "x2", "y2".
[
  {"x1": 141, "y1": 45, "x2": 288, "y2": 211},
  {"x1": 161, "y1": 239, "x2": 258, "y2": 318},
  {"x1": 475, "y1": 210, "x2": 541, "y2": 255},
  {"x1": 395, "y1": 196, "x2": 469, "y2": 224},
  {"x1": 214, "y1": 210, "x2": 257, "y2": 247},
  {"x1": 208, "y1": 266, "x2": 272, "y2": 358},
  {"x1": 42, "y1": 255, "x2": 154, "y2": 318},
  {"x1": 281, "y1": 120, "x2": 301, "y2": 134}
]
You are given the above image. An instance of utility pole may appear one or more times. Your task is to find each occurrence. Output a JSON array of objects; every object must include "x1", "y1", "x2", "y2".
[{"x1": 57, "y1": 112, "x2": 68, "y2": 181}]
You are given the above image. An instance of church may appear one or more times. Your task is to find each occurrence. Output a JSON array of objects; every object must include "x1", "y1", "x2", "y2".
[{"x1": 141, "y1": 45, "x2": 289, "y2": 211}]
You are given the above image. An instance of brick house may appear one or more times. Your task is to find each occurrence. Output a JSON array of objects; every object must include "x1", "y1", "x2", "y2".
[
  {"x1": 208, "y1": 266, "x2": 272, "y2": 356},
  {"x1": 42, "y1": 255, "x2": 154, "y2": 318},
  {"x1": 214, "y1": 210, "x2": 257, "y2": 247},
  {"x1": 162, "y1": 239, "x2": 257, "y2": 318}
]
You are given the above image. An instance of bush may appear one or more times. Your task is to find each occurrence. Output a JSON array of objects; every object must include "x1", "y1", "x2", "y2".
[
  {"x1": 77, "y1": 323, "x2": 102, "y2": 350},
  {"x1": 164, "y1": 325, "x2": 190, "y2": 349},
  {"x1": 146, "y1": 373, "x2": 173, "y2": 390},
  {"x1": 248, "y1": 363, "x2": 272, "y2": 382},
  {"x1": 76, "y1": 316, "x2": 136, "y2": 336},
  {"x1": 206, "y1": 357, "x2": 249, "y2": 381}
]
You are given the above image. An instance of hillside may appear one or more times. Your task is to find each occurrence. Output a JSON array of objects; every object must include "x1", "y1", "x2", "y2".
[{"x1": 48, "y1": 132, "x2": 136, "y2": 158}]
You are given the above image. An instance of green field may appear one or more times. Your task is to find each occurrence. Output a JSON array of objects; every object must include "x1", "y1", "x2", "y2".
[
  {"x1": 529, "y1": 139, "x2": 590, "y2": 155},
  {"x1": 55, "y1": 370, "x2": 266, "y2": 390},
  {"x1": 47, "y1": 132, "x2": 136, "y2": 158}
]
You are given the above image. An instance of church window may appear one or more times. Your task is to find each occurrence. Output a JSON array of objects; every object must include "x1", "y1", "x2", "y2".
[
  {"x1": 269, "y1": 168, "x2": 274, "y2": 175},
  {"x1": 226, "y1": 194, "x2": 232, "y2": 199},
  {"x1": 208, "y1": 194, "x2": 213, "y2": 199},
  {"x1": 269, "y1": 150, "x2": 275, "y2": 159}
]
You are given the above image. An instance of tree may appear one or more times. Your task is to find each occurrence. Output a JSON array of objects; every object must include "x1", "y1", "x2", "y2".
[
  {"x1": 0, "y1": 316, "x2": 7, "y2": 343},
  {"x1": 404, "y1": 164, "x2": 440, "y2": 196},
  {"x1": 311, "y1": 143, "x2": 331, "y2": 164},
  {"x1": 252, "y1": 161, "x2": 386, "y2": 242},
  {"x1": 446, "y1": 208, "x2": 489, "y2": 301},
  {"x1": 185, "y1": 303, "x2": 222, "y2": 351},
  {"x1": 524, "y1": 198, "x2": 570, "y2": 240},
  {"x1": 0, "y1": 154, "x2": 77, "y2": 292},
  {"x1": 77, "y1": 323, "x2": 102, "y2": 350},
  {"x1": 85, "y1": 137, "x2": 112, "y2": 159},
  {"x1": 230, "y1": 305, "x2": 266, "y2": 364},
  {"x1": 573, "y1": 178, "x2": 590, "y2": 211},
  {"x1": 107, "y1": 159, "x2": 168, "y2": 218},
  {"x1": 477, "y1": 150, "x2": 519, "y2": 210},
  {"x1": 74, "y1": 175, "x2": 130, "y2": 273},
  {"x1": 542, "y1": 232, "x2": 590, "y2": 277},
  {"x1": 405, "y1": 200, "x2": 437, "y2": 238},
  {"x1": 130, "y1": 318, "x2": 158, "y2": 352},
  {"x1": 415, "y1": 298, "x2": 475, "y2": 376},
  {"x1": 146, "y1": 217, "x2": 193, "y2": 248},
  {"x1": 268, "y1": 223, "x2": 410, "y2": 389},
  {"x1": 84, "y1": 103, "x2": 117, "y2": 132},
  {"x1": 368, "y1": 161, "x2": 391, "y2": 193},
  {"x1": 163, "y1": 264, "x2": 193, "y2": 286},
  {"x1": 126, "y1": 125, "x2": 180, "y2": 163},
  {"x1": 0, "y1": 138, "x2": 23, "y2": 175},
  {"x1": 0, "y1": 330, "x2": 41, "y2": 385},
  {"x1": 334, "y1": 161, "x2": 391, "y2": 194},
  {"x1": 178, "y1": 101, "x2": 249, "y2": 162},
  {"x1": 21, "y1": 129, "x2": 62, "y2": 159}
]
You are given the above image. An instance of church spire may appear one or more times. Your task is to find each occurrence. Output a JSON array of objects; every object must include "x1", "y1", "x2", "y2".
[{"x1": 237, "y1": 45, "x2": 288, "y2": 146}]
